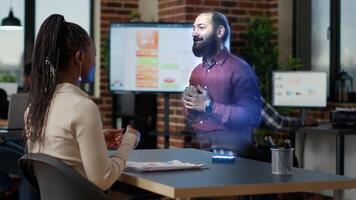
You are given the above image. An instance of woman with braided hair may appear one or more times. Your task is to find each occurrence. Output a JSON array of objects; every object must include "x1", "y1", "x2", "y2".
[{"x1": 25, "y1": 14, "x2": 140, "y2": 191}]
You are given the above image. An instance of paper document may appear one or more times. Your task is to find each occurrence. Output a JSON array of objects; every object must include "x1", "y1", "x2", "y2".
[{"x1": 124, "y1": 160, "x2": 205, "y2": 172}]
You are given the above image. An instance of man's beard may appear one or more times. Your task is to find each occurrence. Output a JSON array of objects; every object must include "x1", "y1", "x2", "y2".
[{"x1": 192, "y1": 32, "x2": 219, "y2": 58}]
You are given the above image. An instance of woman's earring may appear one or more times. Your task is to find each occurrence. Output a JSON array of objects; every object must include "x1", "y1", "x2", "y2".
[{"x1": 78, "y1": 65, "x2": 82, "y2": 81}]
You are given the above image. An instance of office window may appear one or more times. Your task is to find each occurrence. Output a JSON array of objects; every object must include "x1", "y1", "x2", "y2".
[
  {"x1": 311, "y1": 0, "x2": 330, "y2": 96},
  {"x1": 35, "y1": 0, "x2": 91, "y2": 35},
  {"x1": 0, "y1": 0, "x2": 24, "y2": 89},
  {"x1": 340, "y1": 0, "x2": 356, "y2": 93},
  {"x1": 35, "y1": 0, "x2": 93, "y2": 94}
]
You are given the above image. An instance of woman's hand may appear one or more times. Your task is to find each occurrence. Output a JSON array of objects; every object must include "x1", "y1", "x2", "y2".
[{"x1": 103, "y1": 128, "x2": 124, "y2": 149}]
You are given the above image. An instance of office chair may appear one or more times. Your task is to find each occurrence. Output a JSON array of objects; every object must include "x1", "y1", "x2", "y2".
[
  {"x1": 18, "y1": 153, "x2": 110, "y2": 200},
  {"x1": 0, "y1": 171, "x2": 12, "y2": 198},
  {"x1": 0, "y1": 139, "x2": 24, "y2": 198}
]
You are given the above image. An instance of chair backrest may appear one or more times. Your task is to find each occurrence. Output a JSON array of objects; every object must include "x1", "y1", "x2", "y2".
[{"x1": 18, "y1": 153, "x2": 110, "y2": 200}]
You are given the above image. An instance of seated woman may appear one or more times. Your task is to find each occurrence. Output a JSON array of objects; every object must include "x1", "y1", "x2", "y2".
[{"x1": 24, "y1": 14, "x2": 139, "y2": 191}]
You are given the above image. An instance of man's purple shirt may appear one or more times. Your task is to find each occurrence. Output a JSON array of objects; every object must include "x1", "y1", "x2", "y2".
[{"x1": 186, "y1": 48, "x2": 262, "y2": 140}]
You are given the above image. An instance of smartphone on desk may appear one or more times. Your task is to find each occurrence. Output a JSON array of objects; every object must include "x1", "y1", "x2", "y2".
[{"x1": 212, "y1": 154, "x2": 236, "y2": 163}]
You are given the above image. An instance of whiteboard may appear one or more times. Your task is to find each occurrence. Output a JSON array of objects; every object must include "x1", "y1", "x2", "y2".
[{"x1": 272, "y1": 71, "x2": 327, "y2": 107}]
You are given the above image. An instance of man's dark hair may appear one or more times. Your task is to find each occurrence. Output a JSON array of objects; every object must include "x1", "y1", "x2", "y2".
[
  {"x1": 210, "y1": 11, "x2": 230, "y2": 46},
  {"x1": 26, "y1": 14, "x2": 91, "y2": 148},
  {"x1": 24, "y1": 61, "x2": 32, "y2": 76}
]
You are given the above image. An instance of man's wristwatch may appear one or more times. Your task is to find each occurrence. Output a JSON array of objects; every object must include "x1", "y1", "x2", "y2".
[{"x1": 205, "y1": 100, "x2": 214, "y2": 113}]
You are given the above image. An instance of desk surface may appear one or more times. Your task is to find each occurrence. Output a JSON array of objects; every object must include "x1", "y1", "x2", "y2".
[
  {"x1": 298, "y1": 123, "x2": 356, "y2": 135},
  {"x1": 119, "y1": 148, "x2": 356, "y2": 198}
]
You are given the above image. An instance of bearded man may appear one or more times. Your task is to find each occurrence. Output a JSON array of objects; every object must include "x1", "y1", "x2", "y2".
[{"x1": 182, "y1": 11, "x2": 265, "y2": 161}]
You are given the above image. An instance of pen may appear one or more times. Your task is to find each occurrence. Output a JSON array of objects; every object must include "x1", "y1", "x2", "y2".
[
  {"x1": 265, "y1": 136, "x2": 277, "y2": 149},
  {"x1": 284, "y1": 139, "x2": 291, "y2": 149}
]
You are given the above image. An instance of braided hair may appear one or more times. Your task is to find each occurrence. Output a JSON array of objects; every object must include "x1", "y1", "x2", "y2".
[{"x1": 26, "y1": 14, "x2": 90, "y2": 148}]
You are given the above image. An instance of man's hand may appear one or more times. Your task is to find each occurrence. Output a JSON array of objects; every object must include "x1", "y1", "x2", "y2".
[
  {"x1": 182, "y1": 85, "x2": 210, "y2": 112},
  {"x1": 103, "y1": 129, "x2": 124, "y2": 149}
]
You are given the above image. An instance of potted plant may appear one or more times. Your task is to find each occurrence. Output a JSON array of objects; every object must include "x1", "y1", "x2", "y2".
[
  {"x1": 242, "y1": 17, "x2": 302, "y2": 151},
  {"x1": 243, "y1": 17, "x2": 279, "y2": 102}
]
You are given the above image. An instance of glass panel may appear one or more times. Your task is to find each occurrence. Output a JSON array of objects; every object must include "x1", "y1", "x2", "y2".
[
  {"x1": 35, "y1": 0, "x2": 91, "y2": 35},
  {"x1": 311, "y1": 0, "x2": 330, "y2": 97},
  {"x1": 340, "y1": 0, "x2": 356, "y2": 97},
  {"x1": 35, "y1": 0, "x2": 92, "y2": 94},
  {"x1": 0, "y1": 0, "x2": 24, "y2": 93}
]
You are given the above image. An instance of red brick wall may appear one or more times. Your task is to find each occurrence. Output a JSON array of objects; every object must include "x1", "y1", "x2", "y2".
[
  {"x1": 157, "y1": 0, "x2": 279, "y2": 148},
  {"x1": 97, "y1": 0, "x2": 279, "y2": 146},
  {"x1": 159, "y1": 0, "x2": 278, "y2": 54},
  {"x1": 95, "y1": 0, "x2": 139, "y2": 128}
]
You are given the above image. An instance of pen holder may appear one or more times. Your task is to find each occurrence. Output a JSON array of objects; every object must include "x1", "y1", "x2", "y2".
[{"x1": 271, "y1": 148, "x2": 294, "y2": 174}]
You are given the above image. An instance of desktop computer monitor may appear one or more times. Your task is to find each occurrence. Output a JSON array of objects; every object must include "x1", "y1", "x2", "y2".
[{"x1": 272, "y1": 71, "x2": 327, "y2": 107}]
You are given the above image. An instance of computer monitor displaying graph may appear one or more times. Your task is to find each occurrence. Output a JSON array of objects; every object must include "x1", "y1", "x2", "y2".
[{"x1": 272, "y1": 71, "x2": 327, "y2": 107}]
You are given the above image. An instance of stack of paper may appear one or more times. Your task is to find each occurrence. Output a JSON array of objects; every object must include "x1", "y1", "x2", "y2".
[{"x1": 124, "y1": 160, "x2": 205, "y2": 172}]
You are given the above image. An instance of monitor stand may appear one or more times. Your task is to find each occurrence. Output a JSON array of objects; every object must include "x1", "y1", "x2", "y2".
[
  {"x1": 300, "y1": 108, "x2": 307, "y2": 122},
  {"x1": 163, "y1": 93, "x2": 170, "y2": 148}
]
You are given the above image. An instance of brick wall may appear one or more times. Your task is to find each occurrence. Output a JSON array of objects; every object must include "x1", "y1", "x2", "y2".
[
  {"x1": 95, "y1": 0, "x2": 139, "y2": 128},
  {"x1": 159, "y1": 0, "x2": 278, "y2": 54},
  {"x1": 157, "y1": 0, "x2": 279, "y2": 148}
]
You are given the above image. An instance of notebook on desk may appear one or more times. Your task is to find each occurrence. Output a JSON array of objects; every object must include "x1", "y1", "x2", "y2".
[
  {"x1": 124, "y1": 160, "x2": 206, "y2": 173},
  {"x1": 0, "y1": 93, "x2": 29, "y2": 130},
  {"x1": 108, "y1": 150, "x2": 206, "y2": 173}
]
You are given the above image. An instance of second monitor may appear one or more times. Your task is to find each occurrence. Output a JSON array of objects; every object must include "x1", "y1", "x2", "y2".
[{"x1": 272, "y1": 71, "x2": 327, "y2": 107}]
